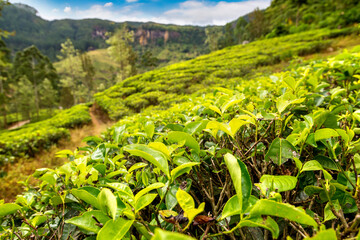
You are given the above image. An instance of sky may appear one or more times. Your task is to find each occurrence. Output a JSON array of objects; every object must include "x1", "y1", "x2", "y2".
[{"x1": 10, "y1": 0, "x2": 271, "y2": 26}]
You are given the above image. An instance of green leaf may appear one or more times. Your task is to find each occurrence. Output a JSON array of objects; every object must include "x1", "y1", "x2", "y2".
[
  {"x1": 98, "y1": 188, "x2": 117, "y2": 220},
  {"x1": 176, "y1": 189, "x2": 194, "y2": 211},
  {"x1": 301, "y1": 160, "x2": 332, "y2": 180},
  {"x1": 323, "y1": 200, "x2": 341, "y2": 222},
  {"x1": 220, "y1": 195, "x2": 242, "y2": 220},
  {"x1": 72, "y1": 189, "x2": 101, "y2": 209},
  {"x1": 184, "y1": 202, "x2": 205, "y2": 230},
  {"x1": 170, "y1": 162, "x2": 200, "y2": 181},
  {"x1": 234, "y1": 216, "x2": 279, "y2": 239},
  {"x1": 184, "y1": 120, "x2": 209, "y2": 135},
  {"x1": 221, "y1": 97, "x2": 244, "y2": 114},
  {"x1": 66, "y1": 210, "x2": 110, "y2": 234},
  {"x1": 224, "y1": 153, "x2": 252, "y2": 214},
  {"x1": 134, "y1": 182, "x2": 164, "y2": 203},
  {"x1": 144, "y1": 121, "x2": 155, "y2": 139},
  {"x1": 107, "y1": 183, "x2": 135, "y2": 206},
  {"x1": 124, "y1": 144, "x2": 170, "y2": 178},
  {"x1": 151, "y1": 228, "x2": 196, "y2": 240},
  {"x1": 314, "y1": 128, "x2": 339, "y2": 141},
  {"x1": 206, "y1": 121, "x2": 233, "y2": 138},
  {"x1": 249, "y1": 199, "x2": 317, "y2": 227},
  {"x1": 128, "y1": 162, "x2": 148, "y2": 173},
  {"x1": 97, "y1": 217, "x2": 134, "y2": 240},
  {"x1": 148, "y1": 142, "x2": 170, "y2": 158},
  {"x1": 113, "y1": 125, "x2": 126, "y2": 144},
  {"x1": 265, "y1": 138, "x2": 298, "y2": 165},
  {"x1": 31, "y1": 215, "x2": 47, "y2": 227},
  {"x1": 135, "y1": 194, "x2": 157, "y2": 213},
  {"x1": 0, "y1": 203, "x2": 21, "y2": 217},
  {"x1": 305, "y1": 229, "x2": 337, "y2": 239},
  {"x1": 166, "y1": 131, "x2": 200, "y2": 154},
  {"x1": 259, "y1": 175, "x2": 297, "y2": 193}
]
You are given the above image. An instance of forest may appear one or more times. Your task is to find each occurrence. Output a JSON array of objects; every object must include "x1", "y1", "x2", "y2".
[{"x1": 1, "y1": 0, "x2": 360, "y2": 239}]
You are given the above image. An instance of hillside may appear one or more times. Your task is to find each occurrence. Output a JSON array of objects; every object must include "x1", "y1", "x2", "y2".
[
  {"x1": 94, "y1": 27, "x2": 360, "y2": 119},
  {"x1": 0, "y1": 3, "x2": 208, "y2": 62},
  {"x1": 1, "y1": 29, "x2": 360, "y2": 238}
]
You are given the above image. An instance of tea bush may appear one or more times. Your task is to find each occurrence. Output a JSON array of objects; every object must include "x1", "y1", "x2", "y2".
[
  {"x1": 0, "y1": 104, "x2": 91, "y2": 165},
  {"x1": 1, "y1": 46, "x2": 360, "y2": 239},
  {"x1": 95, "y1": 28, "x2": 359, "y2": 120}
]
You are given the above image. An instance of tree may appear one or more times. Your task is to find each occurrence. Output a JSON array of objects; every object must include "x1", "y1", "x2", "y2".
[
  {"x1": 106, "y1": 24, "x2": 137, "y2": 82},
  {"x1": 205, "y1": 27, "x2": 222, "y2": 52},
  {"x1": 80, "y1": 52, "x2": 95, "y2": 101},
  {"x1": 140, "y1": 50, "x2": 159, "y2": 69},
  {"x1": 40, "y1": 78, "x2": 57, "y2": 113},
  {"x1": 11, "y1": 76, "x2": 35, "y2": 120},
  {"x1": 57, "y1": 39, "x2": 86, "y2": 106},
  {"x1": 247, "y1": 8, "x2": 268, "y2": 40},
  {"x1": 13, "y1": 45, "x2": 58, "y2": 119},
  {"x1": 0, "y1": 39, "x2": 11, "y2": 127}
]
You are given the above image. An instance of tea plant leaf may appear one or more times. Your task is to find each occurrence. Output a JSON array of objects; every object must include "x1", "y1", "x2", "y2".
[
  {"x1": 135, "y1": 194, "x2": 158, "y2": 213},
  {"x1": 249, "y1": 199, "x2": 317, "y2": 227},
  {"x1": 148, "y1": 142, "x2": 170, "y2": 158},
  {"x1": 66, "y1": 210, "x2": 110, "y2": 234},
  {"x1": 176, "y1": 189, "x2": 194, "y2": 211},
  {"x1": 72, "y1": 188, "x2": 101, "y2": 210},
  {"x1": 98, "y1": 188, "x2": 117, "y2": 220},
  {"x1": 97, "y1": 217, "x2": 134, "y2": 240},
  {"x1": 134, "y1": 182, "x2": 164, "y2": 203},
  {"x1": 220, "y1": 195, "x2": 242, "y2": 220},
  {"x1": 314, "y1": 128, "x2": 339, "y2": 141},
  {"x1": 144, "y1": 121, "x2": 155, "y2": 139},
  {"x1": 184, "y1": 120, "x2": 209, "y2": 135},
  {"x1": 301, "y1": 160, "x2": 332, "y2": 180},
  {"x1": 221, "y1": 97, "x2": 244, "y2": 114},
  {"x1": 128, "y1": 162, "x2": 148, "y2": 173},
  {"x1": 305, "y1": 229, "x2": 337, "y2": 239},
  {"x1": 224, "y1": 153, "x2": 252, "y2": 215},
  {"x1": 170, "y1": 162, "x2": 200, "y2": 181},
  {"x1": 259, "y1": 175, "x2": 298, "y2": 193},
  {"x1": 234, "y1": 216, "x2": 279, "y2": 239},
  {"x1": 124, "y1": 144, "x2": 170, "y2": 178},
  {"x1": 166, "y1": 131, "x2": 200, "y2": 154},
  {"x1": 206, "y1": 121, "x2": 233, "y2": 138},
  {"x1": 265, "y1": 138, "x2": 297, "y2": 165},
  {"x1": 0, "y1": 203, "x2": 21, "y2": 217},
  {"x1": 151, "y1": 228, "x2": 196, "y2": 240},
  {"x1": 113, "y1": 125, "x2": 126, "y2": 144}
]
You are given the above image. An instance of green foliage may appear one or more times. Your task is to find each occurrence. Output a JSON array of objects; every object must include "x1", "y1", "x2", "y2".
[
  {"x1": 3, "y1": 46, "x2": 360, "y2": 239},
  {"x1": 0, "y1": 104, "x2": 91, "y2": 165},
  {"x1": 95, "y1": 28, "x2": 356, "y2": 120}
]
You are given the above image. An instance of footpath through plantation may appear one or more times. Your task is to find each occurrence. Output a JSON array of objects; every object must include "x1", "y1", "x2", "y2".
[{"x1": 2, "y1": 30, "x2": 360, "y2": 239}]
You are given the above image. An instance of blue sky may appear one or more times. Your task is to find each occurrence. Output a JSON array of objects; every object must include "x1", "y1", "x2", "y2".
[{"x1": 10, "y1": 0, "x2": 271, "y2": 26}]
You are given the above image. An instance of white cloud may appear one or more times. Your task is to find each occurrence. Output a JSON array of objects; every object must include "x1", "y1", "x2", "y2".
[
  {"x1": 52, "y1": 8, "x2": 59, "y2": 13},
  {"x1": 162, "y1": 0, "x2": 271, "y2": 26},
  {"x1": 17, "y1": 0, "x2": 271, "y2": 26},
  {"x1": 104, "y1": 2, "x2": 113, "y2": 7},
  {"x1": 126, "y1": 0, "x2": 138, "y2": 2},
  {"x1": 64, "y1": 6, "x2": 71, "y2": 13}
]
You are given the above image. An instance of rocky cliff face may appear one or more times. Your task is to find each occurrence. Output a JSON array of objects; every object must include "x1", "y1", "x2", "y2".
[{"x1": 135, "y1": 29, "x2": 181, "y2": 46}]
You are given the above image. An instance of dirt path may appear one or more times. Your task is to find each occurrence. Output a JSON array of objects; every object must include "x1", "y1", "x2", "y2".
[
  {"x1": 7, "y1": 120, "x2": 30, "y2": 130},
  {"x1": 0, "y1": 104, "x2": 114, "y2": 202}
]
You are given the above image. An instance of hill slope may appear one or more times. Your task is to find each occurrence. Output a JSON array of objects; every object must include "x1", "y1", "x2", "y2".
[
  {"x1": 1, "y1": 3, "x2": 208, "y2": 62},
  {"x1": 94, "y1": 27, "x2": 359, "y2": 119}
]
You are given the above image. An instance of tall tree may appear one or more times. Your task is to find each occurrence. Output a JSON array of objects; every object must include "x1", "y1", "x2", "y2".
[
  {"x1": 205, "y1": 27, "x2": 222, "y2": 52},
  {"x1": 106, "y1": 24, "x2": 137, "y2": 82},
  {"x1": 57, "y1": 39, "x2": 86, "y2": 106},
  {"x1": 13, "y1": 45, "x2": 58, "y2": 119},
  {"x1": 0, "y1": 39, "x2": 11, "y2": 127},
  {"x1": 247, "y1": 8, "x2": 268, "y2": 40},
  {"x1": 80, "y1": 52, "x2": 95, "y2": 101}
]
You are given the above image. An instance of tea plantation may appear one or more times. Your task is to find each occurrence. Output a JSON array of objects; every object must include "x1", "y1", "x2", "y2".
[{"x1": 1, "y1": 29, "x2": 360, "y2": 239}]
